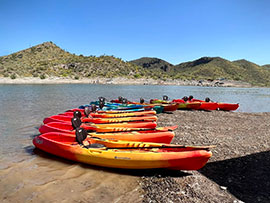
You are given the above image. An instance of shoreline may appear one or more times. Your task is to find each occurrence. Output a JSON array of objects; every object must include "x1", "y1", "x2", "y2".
[
  {"x1": 141, "y1": 110, "x2": 270, "y2": 202},
  {"x1": 1, "y1": 111, "x2": 270, "y2": 202},
  {"x1": 0, "y1": 77, "x2": 253, "y2": 87}
]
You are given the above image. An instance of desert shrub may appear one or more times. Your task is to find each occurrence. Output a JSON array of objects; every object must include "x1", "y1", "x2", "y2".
[
  {"x1": 10, "y1": 74, "x2": 16, "y2": 79},
  {"x1": 32, "y1": 73, "x2": 38, "y2": 77},
  {"x1": 134, "y1": 73, "x2": 141, "y2": 78},
  {"x1": 74, "y1": 75, "x2": 79, "y2": 80},
  {"x1": 40, "y1": 74, "x2": 46, "y2": 79}
]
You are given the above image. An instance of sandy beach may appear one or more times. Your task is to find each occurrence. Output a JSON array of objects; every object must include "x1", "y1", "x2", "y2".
[
  {"x1": 0, "y1": 77, "x2": 252, "y2": 87},
  {"x1": 1, "y1": 110, "x2": 269, "y2": 202}
]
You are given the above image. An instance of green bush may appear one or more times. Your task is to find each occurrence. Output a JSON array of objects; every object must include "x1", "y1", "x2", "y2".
[
  {"x1": 74, "y1": 75, "x2": 79, "y2": 80},
  {"x1": 40, "y1": 74, "x2": 46, "y2": 79},
  {"x1": 10, "y1": 74, "x2": 16, "y2": 79},
  {"x1": 32, "y1": 73, "x2": 38, "y2": 77},
  {"x1": 134, "y1": 73, "x2": 141, "y2": 78}
]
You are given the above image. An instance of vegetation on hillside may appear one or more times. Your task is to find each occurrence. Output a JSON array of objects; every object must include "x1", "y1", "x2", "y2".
[
  {"x1": 1, "y1": 42, "x2": 270, "y2": 86},
  {"x1": 130, "y1": 57, "x2": 174, "y2": 72},
  {"x1": 130, "y1": 57, "x2": 270, "y2": 86},
  {"x1": 0, "y1": 42, "x2": 154, "y2": 79}
]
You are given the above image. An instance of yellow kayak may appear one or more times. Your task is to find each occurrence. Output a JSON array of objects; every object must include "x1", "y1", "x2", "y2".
[{"x1": 33, "y1": 130, "x2": 213, "y2": 170}]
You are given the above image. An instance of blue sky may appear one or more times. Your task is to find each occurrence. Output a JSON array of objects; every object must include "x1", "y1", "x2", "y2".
[{"x1": 1, "y1": 0, "x2": 269, "y2": 65}]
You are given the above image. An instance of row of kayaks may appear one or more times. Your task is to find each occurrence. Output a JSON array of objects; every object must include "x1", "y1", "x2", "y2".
[
  {"x1": 111, "y1": 96, "x2": 239, "y2": 112},
  {"x1": 33, "y1": 97, "x2": 226, "y2": 170},
  {"x1": 149, "y1": 95, "x2": 239, "y2": 111}
]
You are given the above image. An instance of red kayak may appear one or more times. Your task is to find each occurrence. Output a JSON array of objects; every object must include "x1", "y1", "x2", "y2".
[
  {"x1": 191, "y1": 99, "x2": 239, "y2": 111},
  {"x1": 39, "y1": 121, "x2": 157, "y2": 134},
  {"x1": 162, "y1": 103, "x2": 179, "y2": 112},
  {"x1": 36, "y1": 128, "x2": 175, "y2": 143},
  {"x1": 172, "y1": 99, "x2": 201, "y2": 110},
  {"x1": 43, "y1": 114, "x2": 158, "y2": 124},
  {"x1": 217, "y1": 103, "x2": 239, "y2": 111},
  {"x1": 192, "y1": 102, "x2": 218, "y2": 111}
]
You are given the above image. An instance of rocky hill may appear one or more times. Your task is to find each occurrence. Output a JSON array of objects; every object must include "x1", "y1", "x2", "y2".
[
  {"x1": 129, "y1": 57, "x2": 174, "y2": 72},
  {"x1": 130, "y1": 56, "x2": 270, "y2": 86},
  {"x1": 173, "y1": 57, "x2": 270, "y2": 86},
  {"x1": 0, "y1": 42, "x2": 151, "y2": 79},
  {"x1": 1, "y1": 42, "x2": 270, "y2": 86}
]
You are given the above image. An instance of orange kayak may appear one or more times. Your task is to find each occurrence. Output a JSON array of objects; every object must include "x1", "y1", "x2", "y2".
[
  {"x1": 33, "y1": 132, "x2": 213, "y2": 170},
  {"x1": 43, "y1": 114, "x2": 158, "y2": 124},
  {"x1": 62, "y1": 110, "x2": 156, "y2": 118},
  {"x1": 39, "y1": 121, "x2": 157, "y2": 134}
]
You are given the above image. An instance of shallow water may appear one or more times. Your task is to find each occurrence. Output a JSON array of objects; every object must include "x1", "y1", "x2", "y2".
[{"x1": 0, "y1": 84, "x2": 270, "y2": 202}]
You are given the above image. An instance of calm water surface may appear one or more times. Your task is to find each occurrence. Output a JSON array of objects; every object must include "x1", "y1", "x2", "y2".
[{"x1": 0, "y1": 84, "x2": 270, "y2": 165}]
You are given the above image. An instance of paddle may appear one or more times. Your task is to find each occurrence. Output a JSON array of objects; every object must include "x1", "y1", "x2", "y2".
[{"x1": 75, "y1": 128, "x2": 214, "y2": 150}]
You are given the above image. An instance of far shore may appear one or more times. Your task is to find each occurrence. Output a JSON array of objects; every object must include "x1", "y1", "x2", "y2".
[{"x1": 0, "y1": 76, "x2": 253, "y2": 87}]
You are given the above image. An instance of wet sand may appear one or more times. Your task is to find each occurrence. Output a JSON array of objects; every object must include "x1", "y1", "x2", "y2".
[
  {"x1": 0, "y1": 149, "x2": 143, "y2": 203},
  {"x1": 1, "y1": 110, "x2": 270, "y2": 202}
]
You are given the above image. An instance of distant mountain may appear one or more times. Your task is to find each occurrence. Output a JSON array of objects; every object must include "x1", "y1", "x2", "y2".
[
  {"x1": 262, "y1": 64, "x2": 270, "y2": 69},
  {"x1": 1, "y1": 42, "x2": 270, "y2": 86},
  {"x1": 129, "y1": 57, "x2": 173, "y2": 72},
  {"x1": 173, "y1": 57, "x2": 240, "y2": 79},
  {"x1": 0, "y1": 42, "x2": 149, "y2": 79}
]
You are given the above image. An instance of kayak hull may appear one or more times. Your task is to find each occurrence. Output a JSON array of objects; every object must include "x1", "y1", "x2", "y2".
[
  {"x1": 162, "y1": 103, "x2": 179, "y2": 112},
  {"x1": 33, "y1": 133, "x2": 212, "y2": 170},
  {"x1": 193, "y1": 102, "x2": 218, "y2": 111},
  {"x1": 217, "y1": 103, "x2": 239, "y2": 111}
]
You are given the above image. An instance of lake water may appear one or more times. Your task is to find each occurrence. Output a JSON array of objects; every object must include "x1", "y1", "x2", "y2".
[
  {"x1": 0, "y1": 84, "x2": 270, "y2": 162},
  {"x1": 0, "y1": 84, "x2": 270, "y2": 201},
  {"x1": 1, "y1": 84, "x2": 270, "y2": 161}
]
